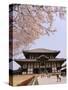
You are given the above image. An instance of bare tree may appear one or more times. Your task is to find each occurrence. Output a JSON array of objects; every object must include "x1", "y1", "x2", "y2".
[{"x1": 9, "y1": 4, "x2": 66, "y2": 57}]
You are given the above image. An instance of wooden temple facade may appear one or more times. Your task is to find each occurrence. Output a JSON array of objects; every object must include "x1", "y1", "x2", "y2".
[{"x1": 15, "y1": 48, "x2": 66, "y2": 74}]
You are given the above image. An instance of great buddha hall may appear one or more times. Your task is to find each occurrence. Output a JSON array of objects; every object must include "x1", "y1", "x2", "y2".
[{"x1": 15, "y1": 48, "x2": 66, "y2": 74}]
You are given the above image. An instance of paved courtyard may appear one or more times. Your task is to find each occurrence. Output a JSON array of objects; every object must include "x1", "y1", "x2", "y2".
[
  {"x1": 37, "y1": 75, "x2": 66, "y2": 85},
  {"x1": 9, "y1": 75, "x2": 34, "y2": 86}
]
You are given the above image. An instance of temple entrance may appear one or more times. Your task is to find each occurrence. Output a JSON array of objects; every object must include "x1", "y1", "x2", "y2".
[
  {"x1": 37, "y1": 55, "x2": 49, "y2": 74},
  {"x1": 33, "y1": 68, "x2": 39, "y2": 74},
  {"x1": 46, "y1": 68, "x2": 52, "y2": 73},
  {"x1": 33, "y1": 68, "x2": 51, "y2": 74},
  {"x1": 40, "y1": 68, "x2": 45, "y2": 73},
  {"x1": 39, "y1": 68, "x2": 52, "y2": 74}
]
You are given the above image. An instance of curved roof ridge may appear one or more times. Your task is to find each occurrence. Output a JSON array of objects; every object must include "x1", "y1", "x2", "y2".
[
  {"x1": 37, "y1": 54, "x2": 49, "y2": 59},
  {"x1": 23, "y1": 48, "x2": 59, "y2": 53}
]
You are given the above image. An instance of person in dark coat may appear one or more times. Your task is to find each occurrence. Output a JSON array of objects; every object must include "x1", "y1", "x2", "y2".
[{"x1": 56, "y1": 74, "x2": 61, "y2": 82}]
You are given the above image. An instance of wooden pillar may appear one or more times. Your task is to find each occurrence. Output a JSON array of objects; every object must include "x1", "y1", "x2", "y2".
[
  {"x1": 59, "y1": 63, "x2": 61, "y2": 71},
  {"x1": 33, "y1": 63, "x2": 34, "y2": 74},
  {"x1": 22, "y1": 64, "x2": 23, "y2": 75},
  {"x1": 26, "y1": 63, "x2": 28, "y2": 74},
  {"x1": 44, "y1": 61, "x2": 46, "y2": 73},
  {"x1": 39, "y1": 62, "x2": 40, "y2": 74},
  {"x1": 51, "y1": 62, "x2": 52, "y2": 73},
  {"x1": 54, "y1": 62, "x2": 55, "y2": 73},
  {"x1": 32, "y1": 63, "x2": 33, "y2": 74},
  {"x1": 56, "y1": 62, "x2": 58, "y2": 72},
  {"x1": 52, "y1": 62, "x2": 53, "y2": 73},
  {"x1": 28, "y1": 63, "x2": 29, "y2": 74},
  {"x1": 30, "y1": 63, "x2": 31, "y2": 74}
]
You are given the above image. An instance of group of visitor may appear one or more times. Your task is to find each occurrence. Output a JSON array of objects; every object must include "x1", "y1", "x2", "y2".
[{"x1": 40, "y1": 73, "x2": 61, "y2": 82}]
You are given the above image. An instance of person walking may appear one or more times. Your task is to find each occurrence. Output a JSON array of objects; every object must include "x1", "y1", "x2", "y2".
[{"x1": 56, "y1": 74, "x2": 61, "y2": 82}]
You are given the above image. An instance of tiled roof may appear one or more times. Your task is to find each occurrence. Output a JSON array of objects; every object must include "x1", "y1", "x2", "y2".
[
  {"x1": 23, "y1": 48, "x2": 59, "y2": 53},
  {"x1": 15, "y1": 59, "x2": 36, "y2": 62},
  {"x1": 49, "y1": 58, "x2": 66, "y2": 61},
  {"x1": 15, "y1": 58, "x2": 66, "y2": 62}
]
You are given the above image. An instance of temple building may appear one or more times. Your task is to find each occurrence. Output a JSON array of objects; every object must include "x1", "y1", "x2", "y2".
[{"x1": 15, "y1": 48, "x2": 66, "y2": 74}]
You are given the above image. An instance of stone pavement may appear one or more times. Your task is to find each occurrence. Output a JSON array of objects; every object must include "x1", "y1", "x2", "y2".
[
  {"x1": 37, "y1": 75, "x2": 66, "y2": 85},
  {"x1": 9, "y1": 75, "x2": 34, "y2": 86}
]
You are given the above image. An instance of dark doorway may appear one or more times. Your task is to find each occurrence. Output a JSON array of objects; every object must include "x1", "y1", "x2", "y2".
[
  {"x1": 33, "y1": 68, "x2": 39, "y2": 74},
  {"x1": 22, "y1": 68, "x2": 27, "y2": 74},
  {"x1": 46, "y1": 68, "x2": 52, "y2": 73},
  {"x1": 40, "y1": 68, "x2": 45, "y2": 73}
]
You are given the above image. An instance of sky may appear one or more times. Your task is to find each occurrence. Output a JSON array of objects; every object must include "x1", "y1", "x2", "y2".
[{"x1": 30, "y1": 16, "x2": 66, "y2": 58}]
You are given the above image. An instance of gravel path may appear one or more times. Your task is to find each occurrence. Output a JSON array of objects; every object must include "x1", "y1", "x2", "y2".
[{"x1": 37, "y1": 75, "x2": 66, "y2": 85}]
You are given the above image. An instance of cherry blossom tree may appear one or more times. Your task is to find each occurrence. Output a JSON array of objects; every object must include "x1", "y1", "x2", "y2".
[{"x1": 9, "y1": 4, "x2": 66, "y2": 57}]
